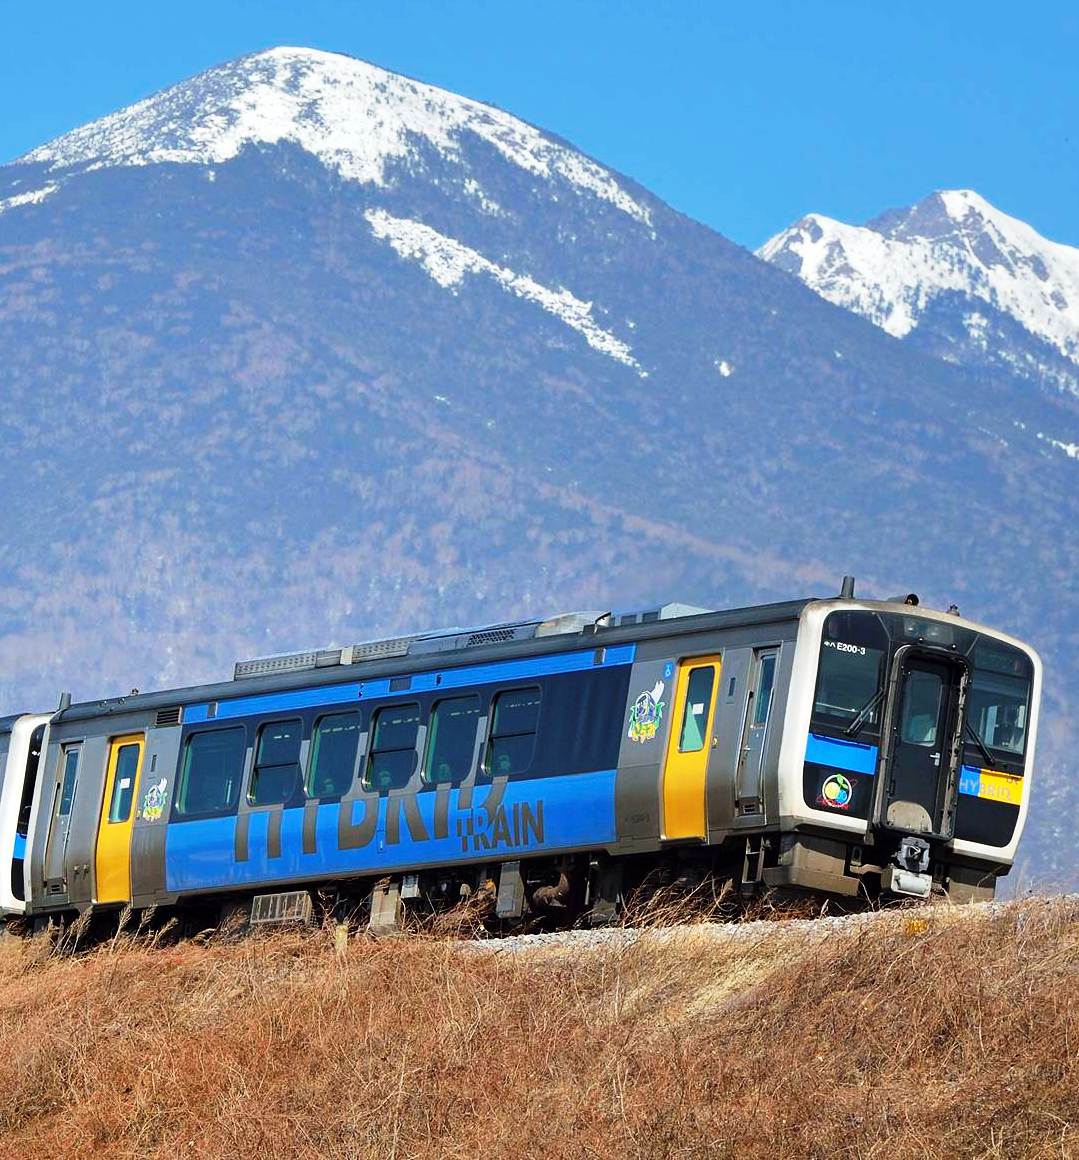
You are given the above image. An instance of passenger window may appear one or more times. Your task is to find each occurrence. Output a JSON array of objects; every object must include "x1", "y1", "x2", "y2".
[
  {"x1": 250, "y1": 719, "x2": 303, "y2": 806},
  {"x1": 753, "y1": 655, "x2": 777, "y2": 727},
  {"x1": 308, "y1": 712, "x2": 362, "y2": 798},
  {"x1": 58, "y1": 749, "x2": 80, "y2": 817},
  {"x1": 425, "y1": 696, "x2": 482, "y2": 785},
  {"x1": 176, "y1": 728, "x2": 246, "y2": 817},
  {"x1": 107, "y1": 744, "x2": 141, "y2": 823},
  {"x1": 900, "y1": 672, "x2": 942, "y2": 746},
  {"x1": 365, "y1": 704, "x2": 421, "y2": 791},
  {"x1": 485, "y1": 688, "x2": 541, "y2": 777},
  {"x1": 678, "y1": 667, "x2": 715, "y2": 752}
]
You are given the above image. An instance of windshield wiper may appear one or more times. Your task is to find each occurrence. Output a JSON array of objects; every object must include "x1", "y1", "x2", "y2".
[
  {"x1": 844, "y1": 689, "x2": 886, "y2": 737},
  {"x1": 964, "y1": 718, "x2": 997, "y2": 768}
]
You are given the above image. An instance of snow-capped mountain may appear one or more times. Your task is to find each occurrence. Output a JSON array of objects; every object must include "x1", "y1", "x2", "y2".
[
  {"x1": 759, "y1": 190, "x2": 1079, "y2": 395},
  {"x1": 20, "y1": 47, "x2": 652, "y2": 226},
  {"x1": 1, "y1": 49, "x2": 1078, "y2": 884}
]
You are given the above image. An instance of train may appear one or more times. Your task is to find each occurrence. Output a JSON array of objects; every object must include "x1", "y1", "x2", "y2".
[{"x1": 0, "y1": 578, "x2": 1041, "y2": 934}]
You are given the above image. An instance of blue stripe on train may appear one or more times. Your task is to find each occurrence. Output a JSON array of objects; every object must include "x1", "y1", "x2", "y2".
[
  {"x1": 804, "y1": 733, "x2": 879, "y2": 776},
  {"x1": 184, "y1": 644, "x2": 637, "y2": 724},
  {"x1": 164, "y1": 768, "x2": 618, "y2": 893},
  {"x1": 12, "y1": 833, "x2": 25, "y2": 860}
]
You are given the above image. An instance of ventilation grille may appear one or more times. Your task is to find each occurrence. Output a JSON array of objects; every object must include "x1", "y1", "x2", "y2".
[
  {"x1": 47, "y1": 880, "x2": 66, "y2": 896},
  {"x1": 250, "y1": 890, "x2": 313, "y2": 925},
  {"x1": 466, "y1": 628, "x2": 517, "y2": 647},
  {"x1": 154, "y1": 706, "x2": 182, "y2": 728},
  {"x1": 349, "y1": 637, "x2": 414, "y2": 662},
  {"x1": 235, "y1": 651, "x2": 321, "y2": 680}
]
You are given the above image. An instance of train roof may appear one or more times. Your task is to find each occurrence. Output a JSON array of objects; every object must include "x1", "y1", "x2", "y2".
[
  {"x1": 37, "y1": 583, "x2": 1040, "y2": 728},
  {"x1": 53, "y1": 596, "x2": 815, "y2": 724}
]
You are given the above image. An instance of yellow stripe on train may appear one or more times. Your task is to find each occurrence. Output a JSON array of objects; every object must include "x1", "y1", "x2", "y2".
[{"x1": 976, "y1": 769, "x2": 1023, "y2": 806}]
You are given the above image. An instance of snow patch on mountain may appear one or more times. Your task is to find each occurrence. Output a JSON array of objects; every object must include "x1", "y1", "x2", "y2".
[
  {"x1": 0, "y1": 184, "x2": 58, "y2": 214},
  {"x1": 21, "y1": 47, "x2": 652, "y2": 228},
  {"x1": 365, "y1": 208, "x2": 643, "y2": 373},
  {"x1": 759, "y1": 190, "x2": 1079, "y2": 370}
]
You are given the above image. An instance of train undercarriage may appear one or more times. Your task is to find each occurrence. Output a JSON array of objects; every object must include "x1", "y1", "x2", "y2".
[{"x1": 8, "y1": 829, "x2": 1001, "y2": 947}]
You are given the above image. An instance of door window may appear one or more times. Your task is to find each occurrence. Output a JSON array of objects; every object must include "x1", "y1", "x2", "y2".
[
  {"x1": 678, "y1": 667, "x2": 716, "y2": 752},
  {"x1": 58, "y1": 749, "x2": 80, "y2": 816},
  {"x1": 753, "y1": 654, "x2": 778, "y2": 726},
  {"x1": 899, "y1": 671, "x2": 942, "y2": 746},
  {"x1": 107, "y1": 744, "x2": 141, "y2": 823}
]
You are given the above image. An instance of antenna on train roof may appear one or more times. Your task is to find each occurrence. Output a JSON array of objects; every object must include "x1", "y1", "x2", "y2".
[{"x1": 840, "y1": 575, "x2": 856, "y2": 598}]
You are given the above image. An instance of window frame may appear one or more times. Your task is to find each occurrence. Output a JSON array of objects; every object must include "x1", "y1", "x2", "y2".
[
  {"x1": 898, "y1": 669, "x2": 944, "y2": 748},
  {"x1": 107, "y1": 742, "x2": 141, "y2": 824},
  {"x1": 174, "y1": 726, "x2": 247, "y2": 820},
  {"x1": 306, "y1": 710, "x2": 363, "y2": 799},
  {"x1": 677, "y1": 666, "x2": 716, "y2": 753},
  {"x1": 362, "y1": 702, "x2": 422, "y2": 792},
  {"x1": 483, "y1": 685, "x2": 542, "y2": 778},
  {"x1": 423, "y1": 694, "x2": 483, "y2": 786},
  {"x1": 752, "y1": 653, "x2": 778, "y2": 728},
  {"x1": 58, "y1": 747, "x2": 80, "y2": 818},
  {"x1": 812, "y1": 617, "x2": 886, "y2": 733},
  {"x1": 248, "y1": 717, "x2": 304, "y2": 807}
]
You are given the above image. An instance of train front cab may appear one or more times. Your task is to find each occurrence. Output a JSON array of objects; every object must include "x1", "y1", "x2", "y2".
[{"x1": 771, "y1": 599, "x2": 1040, "y2": 902}]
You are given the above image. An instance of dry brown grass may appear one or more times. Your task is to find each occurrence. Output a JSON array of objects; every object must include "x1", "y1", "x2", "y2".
[{"x1": 1, "y1": 896, "x2": 1077, "y2": 1159}]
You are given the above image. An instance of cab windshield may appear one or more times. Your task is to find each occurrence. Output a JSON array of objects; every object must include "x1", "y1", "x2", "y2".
[
  {"x1": 967, "y1": 670, "x2": 1030, "y2": 757},
  {"x1": 812, "y1": 612, "x2": 888, "y2": 730}
]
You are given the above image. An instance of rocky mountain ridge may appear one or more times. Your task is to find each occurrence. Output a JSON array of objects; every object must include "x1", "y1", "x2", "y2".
[{"x1": 760, "y1": 189, "x2": 1079, "y2": 398}]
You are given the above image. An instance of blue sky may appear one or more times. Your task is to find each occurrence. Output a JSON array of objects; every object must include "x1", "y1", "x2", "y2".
[{"x1": 2, "y1": 0, "x2": 1076, "y2": 249}]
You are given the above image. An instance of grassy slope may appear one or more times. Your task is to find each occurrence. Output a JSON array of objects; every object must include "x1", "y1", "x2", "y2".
[{"x1": 1, "y1": 898, "x2": 1077, "y2": 1159}]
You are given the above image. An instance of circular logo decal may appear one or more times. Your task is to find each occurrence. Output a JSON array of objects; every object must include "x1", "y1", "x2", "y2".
[{"x1": 821, "y1": 773, "x2": 853, "y2": 809}]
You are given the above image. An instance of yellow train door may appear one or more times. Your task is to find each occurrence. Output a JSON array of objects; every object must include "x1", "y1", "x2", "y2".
[
  {"x1": 94, "y1": 735, "x2": 145, "y2": 904},
  {"x1": 662, "y1": 655, "x2": 722, "y2": 839}
]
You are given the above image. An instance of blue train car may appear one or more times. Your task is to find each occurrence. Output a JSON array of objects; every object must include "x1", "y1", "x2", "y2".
[{"x1": 3, "y1": 581, "x2": 1042, "y2": 932}]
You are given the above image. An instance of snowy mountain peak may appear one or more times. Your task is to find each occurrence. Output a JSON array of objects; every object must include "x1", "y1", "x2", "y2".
[
  {"x1": 759, "y1": 190, "x2": 1079, "y2": 388},
  {"x1": 16, "y1": 46, "x2": 652, "y2": 226}
]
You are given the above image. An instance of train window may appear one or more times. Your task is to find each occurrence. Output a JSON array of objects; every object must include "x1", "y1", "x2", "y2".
[
  {"x1": 308, "y1": 712, "x2": 362, "y2": 798},
  {"x1": 814, "y1": 644, "x2": 885, "y2": 725},
  {"x1": 58, "y1": 748, "x2": 80, "y2": 817},
  {"x1": 107, "y1": 743, "x2": 141, "y2": 823},
  {"x1": 250, "y1": 719, "x2": 303, "y2": 806},
  {"x1": 899, "y1": 672, "x2": 942, "y2": 746},
  {"x1": 365, "y1": 704, "x2": 421, "y2": 791},
  {"x1": 967, "y1": 670, "x2": 1030, "y2": 757},
  {"x1": 485, "y1": 687, "x2": 542, "y2": 776},
  {"x1": 678, "y1": 667, "x2": 715, "y2": 752},
  {"x1": 425, "y1": 696, "x2": 482, "y2": 785},
  {"x1": 176, "y1": 728, "x2": 246, "y2": 817},
  {"x1": 753, "y1": 655, "x2": 777, "y2": 727}
]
